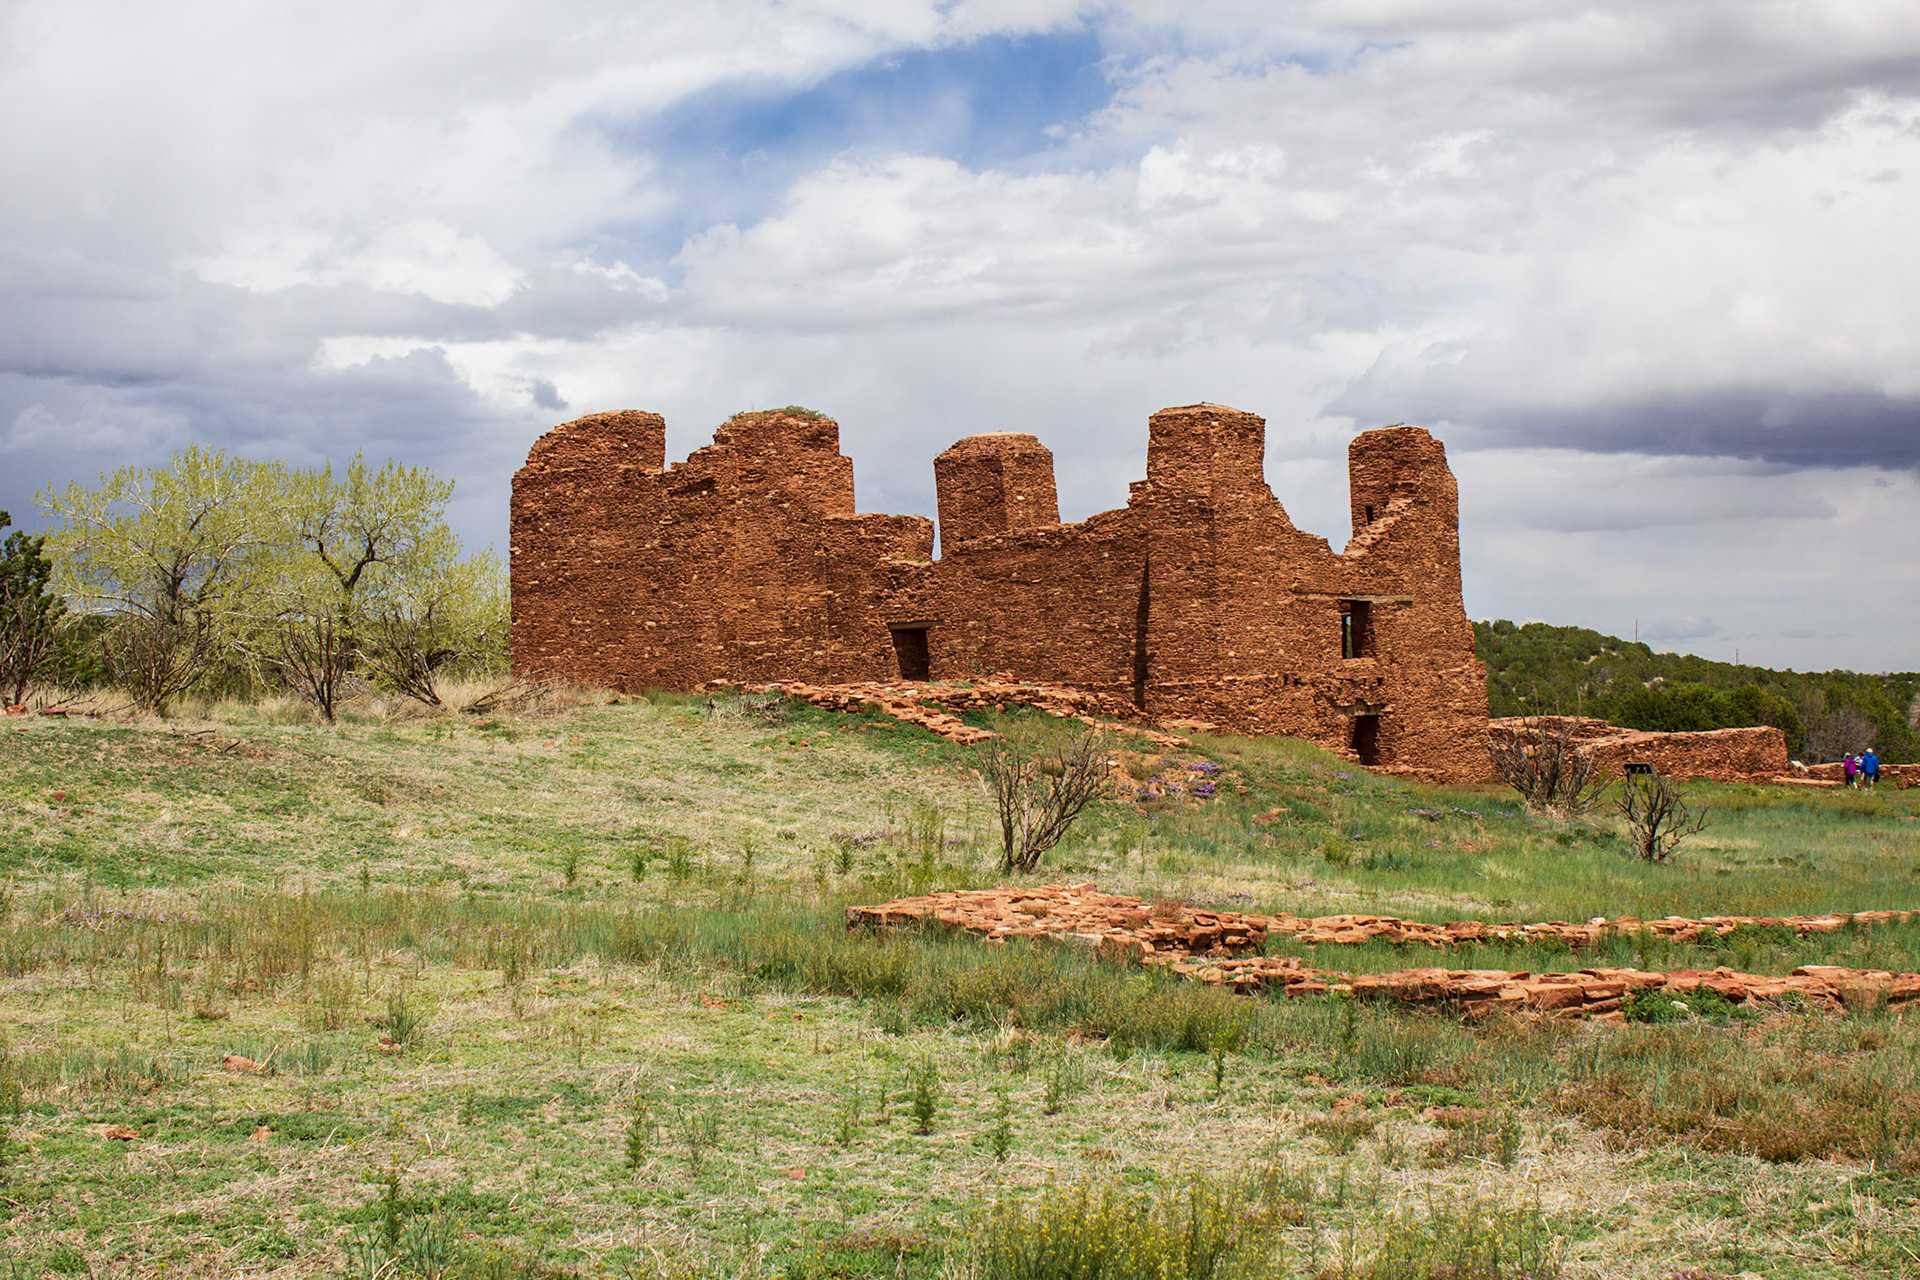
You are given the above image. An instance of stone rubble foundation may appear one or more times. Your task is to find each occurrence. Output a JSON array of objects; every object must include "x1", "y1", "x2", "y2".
[
  {"x1": 846, "y1": 885, "x2": 1920, "y2": 1021},
  {"x1": 711, "y1": 678, "x2": 1193, "y2": 748}
]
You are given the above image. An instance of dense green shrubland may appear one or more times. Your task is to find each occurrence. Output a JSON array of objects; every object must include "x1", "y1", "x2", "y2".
[{"x1": 1476, "y1": 619, "x2": 1919, "y2": 761}]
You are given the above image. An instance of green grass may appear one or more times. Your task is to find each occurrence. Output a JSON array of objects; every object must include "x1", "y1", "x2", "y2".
[
  {"x1": 7, "y1": 696, "x2": 1917, "y2": 922},
  {"x1": 1, "y1": 693, "x2": 1918, "y2": 1277}
]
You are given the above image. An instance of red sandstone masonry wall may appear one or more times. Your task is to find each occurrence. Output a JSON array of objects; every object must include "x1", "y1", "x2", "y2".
[
  {"x1": 1487, "y1": 717, "x2": 1789, "y2": 783},
  {"x1": 933, "y1": 434, "x2": 1060, "y2": 545},
  {"x1": 905, "y1": 407, "x2": 1487, "y2": 777},
  {"x1": 511, "y1": 402, "x2": 1490, "y2": 780},
  {"x1": 512, "y1": 409, "x2": 931, "y2": 688},
  {"x1": 907, "y1": 509, "x2": 1148, "y2": 693},
  {"x1": 1183, "y1": 421, "x2": 1487, "y2": 779}
]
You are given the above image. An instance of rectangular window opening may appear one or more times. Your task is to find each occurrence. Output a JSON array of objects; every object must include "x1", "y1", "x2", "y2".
[
  {"x1": 890, "y1": 626, "x2": 930, "y2": 681},
  {"x1": 1351, "y1": 714, "x2": 1382, "y2": 767},
  {"x1": 1340, "y1": 599, "x2": 1374, "y2": 659},
  {"x1": 1364, "y1": 504, "x2": 1377, "y2": 524}
]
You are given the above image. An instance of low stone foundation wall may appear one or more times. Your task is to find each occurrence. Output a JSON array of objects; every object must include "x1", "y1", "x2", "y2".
[
  {"x1": 849, "y1": 885, "x2": 1919, "y2": 952},
  {"x1": 1787, "y1": 761, "x2": 1920, "y2": 789},
  {"x1": 848, "y1": 885, "x2": 1920, "y2": 1020},
  {"x1": 1487, "y1": 716, "x2": 1788, "y2": 783},
  {"x1": 1173, "y1": 954, "x2": 1916, "y2": 1019},
  {"x1": 720, "y1": 678, "x2": 1192, "y2": 748}
]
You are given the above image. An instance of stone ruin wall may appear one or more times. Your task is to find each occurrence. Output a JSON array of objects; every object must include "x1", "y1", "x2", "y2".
[
  {"x1": 510, "y1": 401, "x2": 1493, "y2": 780},
  {"x1": 510, "y1": 409, "x2": 933, "y2": 690},
  {"x1": 903, "y1": 408, "x2": 1492, "y2": 780},
  {"x1": 848, "y1": 886, "x2": 1920, "y2": 1018},
  {"x1": 1488, "y1": 716, "x2": 1790, "y2": 784},
  {"x1": 508, "y1": 406, "x2": 1822, "y2": 788}
]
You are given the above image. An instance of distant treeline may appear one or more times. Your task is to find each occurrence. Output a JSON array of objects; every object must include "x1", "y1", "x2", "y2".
[{"x1": 1476, "y1": 620, "x2": 1919, "y2": 764}]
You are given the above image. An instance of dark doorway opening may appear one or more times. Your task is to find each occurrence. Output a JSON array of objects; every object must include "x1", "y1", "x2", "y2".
[
  {"x1": 1340, "y1": 600, "x2": 1373, "y2": 659},
  {"x1": 890, "y1": 627, "x2": 930, "y2": 681},
  {"x1": 1351, "y1": 714, "x2": 1382, "y2": 766},
  {"x1": 1132, "y1": 557, "x2": 1151, "y2": 709}
]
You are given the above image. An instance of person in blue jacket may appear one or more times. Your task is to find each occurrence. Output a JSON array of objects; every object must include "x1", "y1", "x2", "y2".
[{"x1": 1861, "y1": 748, "x2": 1880, "y2": 790}]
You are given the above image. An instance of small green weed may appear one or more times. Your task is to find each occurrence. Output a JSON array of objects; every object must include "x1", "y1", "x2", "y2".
[
  {"x1": 834, "y1": 1093, "x2": 861, "y2": 1147},
  {"x1": 977, "y1": 1169, "x2": 1286, "y2": 1280},
  {"x1": 1330, "y1": 1193, "x2": 1561, "y2": 1279},
  {"x1": 385, "y1": 990, "x2": 429, "y2": 1045},
  {"x1": 678, "y1": 1103, "x2": 720, "y2": 1174},
  {"x1": 1043, "y1": 1049, "x2": 1084, "y2": 1116},
  {"x1": 624, "y1": 1099, "x2": 654, "y2": 1170},
  {"x1": 1344, "y1": 1013, "x2": 1454, "y2": 1085},
  {"x1": 989, "y1": 1082, "x2": 1012, "y2": 1162},
  {"x1": 666, "y1": 837, "x2": 693, "y2": 882},
  {"x1": 1623, "y1": 991, "x2": 1689, "y2": 1024},
  {"x1": 43, "y1": 1246, "x2": 87, "y2": 1276},
  {"x1": 909, "y1": 1055, "x2": 941, "y2": 1135}
]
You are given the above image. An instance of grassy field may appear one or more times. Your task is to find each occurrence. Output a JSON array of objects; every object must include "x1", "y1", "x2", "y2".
[{"x1": 3, "y1": 690, "x2": 1920, "y2": 1279}]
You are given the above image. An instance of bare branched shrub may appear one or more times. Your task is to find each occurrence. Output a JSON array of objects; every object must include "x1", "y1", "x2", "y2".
[
  {"x1": 1802, "y1": 704, "x2": 1878, "y2": 764},
  {"x1": 360, "y1": 557, "x2": 505, "y2": 708},
  {"x1": 1617, "y1": 772, "x2": 1711, "y2": 862},
  {"x1": 0, "y1": 584, "x2": 63, "y2": 707},
  {"x1": 457, "y1": 679, "x2": 569, "y2": 717},
  {"x1": 269, "y1": 608, "x2": 356, "y2": 721},
  {"x1": 360, "y1": 612, "x2": 451, "y2": 707},
  {"x1": 1487, "y1": 717, "x2": 1609, "y2": 818},
  {"x1": 102, "y1": 606, "x2": 214, "y2": 716},
  {"x1": 978, "y1": 729, "x2": 1108, "y2": 874}
]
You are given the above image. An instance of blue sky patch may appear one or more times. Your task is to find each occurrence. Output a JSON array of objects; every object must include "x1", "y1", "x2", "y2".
[{"x1": 600, "y1": 27, "x2": 1116, "y2": 262}]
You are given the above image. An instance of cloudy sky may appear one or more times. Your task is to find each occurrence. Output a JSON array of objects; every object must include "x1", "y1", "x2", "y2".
[{"x1": 4, "y1": 0, "x2": 1917, "y2": 671}]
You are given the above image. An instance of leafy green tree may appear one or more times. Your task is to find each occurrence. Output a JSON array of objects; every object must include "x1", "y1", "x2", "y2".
[
  {"x1": 38, "y1": 447, "x2": 503, "y2": 718},
  {"x1": 0, "y1": 511, "x2": 66, "y2": 704},
  {"x1": 38, "y1": 448, "x2": 273, "y2": 713},
  {"x1": 285, "y1": 455, "x2": 457, "y2": 597},
  {"x1": 1723, "y1": 684, "x2": 1803, "y2": 756},
  {"x1": 1612, "y1": 683, "x2": 1720, "y2": 732},
  {"x1": 262, "y1": 456, "x2": 460, "y2": 719},
  {"x1": 40, "y1": 448, "x2": 270, "y2": 624},
  {"x1": 358, "y1": 551, "x2": 507, "y2": 707}
]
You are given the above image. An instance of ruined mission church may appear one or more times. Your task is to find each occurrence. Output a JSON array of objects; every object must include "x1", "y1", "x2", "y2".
[{"x1": 511, "y1": 403, "x2": 1491, "y2": 781}]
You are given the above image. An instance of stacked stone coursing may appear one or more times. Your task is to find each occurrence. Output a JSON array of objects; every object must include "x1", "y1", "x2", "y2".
[
  {"x1": 511, "y1": 409, "x2": 934, "y2": 692},
  {"x1": 1182, "y1": 956, "x2": 1920, "y2": 1019},
  {"x1": 1487, "y1": 716, "x2": 1789, "y2": 783}
]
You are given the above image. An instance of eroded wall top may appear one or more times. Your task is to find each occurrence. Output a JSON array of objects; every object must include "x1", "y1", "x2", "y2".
[{"x1": 933, "y1": 432, "x2": 1061, "y2": 546}]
